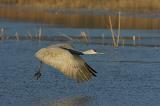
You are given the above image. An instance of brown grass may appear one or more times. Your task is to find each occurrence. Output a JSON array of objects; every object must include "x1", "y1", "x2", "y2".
[
  {"x1": 0, "y1": 0, "x2": 160, "y2": 12},
  {"x1": 0, "y1": 0, "x2": 160, "y2": 29},
  {"x1": 0, "y1": 5, "x2": 160, "y2": 29}
]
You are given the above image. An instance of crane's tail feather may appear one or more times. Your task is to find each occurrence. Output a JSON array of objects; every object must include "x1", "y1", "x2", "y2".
[{"x1": 85, "y1": 63, "x2": 97, "y2": 77}]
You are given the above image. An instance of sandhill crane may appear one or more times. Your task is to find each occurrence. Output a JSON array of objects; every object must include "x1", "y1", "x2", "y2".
[{"x1": 34, "y1": 43, "x2": 103, "y2": 83}]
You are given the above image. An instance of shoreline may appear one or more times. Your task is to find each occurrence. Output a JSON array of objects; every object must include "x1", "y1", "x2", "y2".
[
  {"x1": 0, "y1": 0, "x2": 160, "y2": 12},
  {"x1": 0, "y1": 4, "x2": 160, "y2": 29}
]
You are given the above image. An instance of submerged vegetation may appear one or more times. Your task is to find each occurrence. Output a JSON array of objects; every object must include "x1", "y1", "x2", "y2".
[{"x1": 0, "y1": 0, "x2": 160, "y2": 12}]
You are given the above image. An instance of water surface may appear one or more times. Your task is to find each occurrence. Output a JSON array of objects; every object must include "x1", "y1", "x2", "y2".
[
  {"x1": 0, "y1": 10, "x2": 160, "y2": 106},
  {"x1": 1, "y1": 39, "x2": 160, "y2": 106}
]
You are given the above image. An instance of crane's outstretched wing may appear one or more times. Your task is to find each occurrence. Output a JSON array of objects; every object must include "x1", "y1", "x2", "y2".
[
  {"x1": 35, "y1": 47, "x2": 97, "y2": 83},
  {"x1": 47, "y1": 43, "x2": 73, "y2": 49},
  {"x1": 48, "y1": 43, "x2": 84, "y2": 55}
]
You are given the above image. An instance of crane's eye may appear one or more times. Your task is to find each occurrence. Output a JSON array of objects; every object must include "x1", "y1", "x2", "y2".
[{"x1": 93, "y1": 49, "x2": 96, "y2": 52}]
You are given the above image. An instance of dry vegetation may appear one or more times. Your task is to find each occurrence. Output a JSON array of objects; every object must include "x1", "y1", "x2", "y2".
[
  {"x1": 0, "y1": 0, "x2": 160, "y2": 29},
  {"x1": 0, "y1": 6, "x2": 160, "y2": 29},
  {"x1": 0, "y1": 0, "x2": 160, "y2": 11}
]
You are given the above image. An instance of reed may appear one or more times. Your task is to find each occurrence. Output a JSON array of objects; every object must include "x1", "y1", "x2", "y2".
[
  {"x1": 80, "y1": 31, "x2": 89, "y2": 45},
  {"x1": 0, "y1": 6, "x2": 160, "y2": 29},
  {"x1": 35, "y1": 32, "x2": 38, "y2": 40},
  {"x1": 1, "y1": 0, "x2": 160, "y2": 12},
  {"x1": 117, "y1": 12, "x2": 121, "y2": 47},
  {"x1": 15, "y1": 32, "x2": 19, "y2": 40},
  {"x1": 102, "y1": 34, "x2": 105, "y2": 45},
  {"x1": 122, "y1": 39, "x2": 125, "y2": 47},
  {"x1": 0, "y1": 28, "x2": 4, "y2": 40},
  {"x1": 108, "y1": 16, "x2": 117, "y2": 47},
  {"x1": 38, "y1": 27, "x2": 42, "y2": 41},
  {"x1": 108, "y1": 12, "x2": 123, "y2": 47},
  {"x1": 6, "y1": 36, "x2": 9, "y2": 40},
  {"x1": 60, "y1": 33, "x2": 74, "y2": 41},
  {"x1": 133, "y1": 35, "x2": 136, "y2": 46},
  {"x1": 28, "y1": 32, "x2": 33, "y2": 40}
]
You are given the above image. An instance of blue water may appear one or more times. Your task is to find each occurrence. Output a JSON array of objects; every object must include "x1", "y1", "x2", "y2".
[
  {"x1": 0, "y1": 19, "x2": 160, "y2": 106},
  {"x1": 1, "y1": 40, "x2": 160, "y2": 106},
  {"x1": 0, "y1": 19, "x2": 160, "y2": 37}
]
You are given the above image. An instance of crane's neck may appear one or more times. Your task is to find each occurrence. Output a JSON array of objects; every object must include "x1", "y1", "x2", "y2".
[{"x1": 82, "y1": 49, "x2": 97, "y2": 55}]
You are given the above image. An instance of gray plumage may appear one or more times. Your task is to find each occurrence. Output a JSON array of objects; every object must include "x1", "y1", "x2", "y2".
[{"x1": 35, "y1": 43, "x2": 97, "y2": 83}]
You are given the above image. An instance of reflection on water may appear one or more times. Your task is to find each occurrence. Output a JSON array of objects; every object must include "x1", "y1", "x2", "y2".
[
  {"x1": 0, "y1": 4, "x2": 160, "y2": 29},
  {"x1": 41, "y1": 96, "x2": 93, "y2": 106}
]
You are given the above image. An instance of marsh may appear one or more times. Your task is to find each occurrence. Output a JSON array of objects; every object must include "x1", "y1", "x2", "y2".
[{"x1": 0, "y1": 1, "x2": 160, "y2": 106}]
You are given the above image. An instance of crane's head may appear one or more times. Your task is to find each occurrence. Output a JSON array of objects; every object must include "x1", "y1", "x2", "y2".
[{"x1": 83, "y1": 49, "x2": 104, "y2": 55}]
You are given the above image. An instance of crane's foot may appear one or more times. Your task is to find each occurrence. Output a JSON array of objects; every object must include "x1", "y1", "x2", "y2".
[
  {"x1": 34, "y1": 61, "x2": 43, "y2": 80},
  {"x1": 34, "y1": 71, "x2": 41, "y2": 80}
]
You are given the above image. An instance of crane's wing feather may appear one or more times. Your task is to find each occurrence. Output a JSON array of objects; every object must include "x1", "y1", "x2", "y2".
[
  {"x1": 35, "y1": 47, "x2": 96, "y2": 83},
  {"x1": 47, "y1": 43, "x2": 73, "y2": 49},
  {"x1": 61, "y1": 47, "x2": 84, "y2": 55}
]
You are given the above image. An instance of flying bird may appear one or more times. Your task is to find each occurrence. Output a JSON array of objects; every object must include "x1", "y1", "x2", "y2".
[{"x1": 34, "y1": 43, "x2": 103, "y2": 83}]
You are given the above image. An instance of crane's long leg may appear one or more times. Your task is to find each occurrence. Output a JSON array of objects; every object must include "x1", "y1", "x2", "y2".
[{"x1": 34, "y1": 61, "x2": 43, "y2": 80}]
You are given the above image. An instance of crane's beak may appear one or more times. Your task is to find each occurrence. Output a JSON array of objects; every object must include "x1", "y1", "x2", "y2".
[{"x1": 96, "y1": 52, "x2": 104, "y2": 54}]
